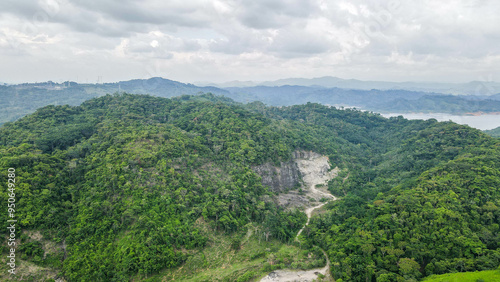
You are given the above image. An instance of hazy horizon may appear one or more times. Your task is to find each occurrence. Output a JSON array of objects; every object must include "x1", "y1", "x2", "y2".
[{"x1": 3, "y1": 75, "x2": 500, "y2": 87}]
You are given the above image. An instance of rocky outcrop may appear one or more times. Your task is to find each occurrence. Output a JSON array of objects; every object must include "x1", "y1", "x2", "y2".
[
  {"x1": 253, "y1": 150, "x2": 331, "y2": 193},
  {"x1": 260, "y1": 151, "x2": 337, "y2": 282},
  {"x1": 253, "y1": 160, "x2": 301, "y2": 193},
  {"x1": 291, "y1": 150, "x2": 322, "y2": 160}
]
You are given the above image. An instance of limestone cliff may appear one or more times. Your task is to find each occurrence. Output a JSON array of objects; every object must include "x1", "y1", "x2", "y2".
[
  {"x1": 253, "y1": 151, "x2": 328, "y2": 193},
  {"x1": 252, "y1": 160, "x2": 301, "y2": 193}
]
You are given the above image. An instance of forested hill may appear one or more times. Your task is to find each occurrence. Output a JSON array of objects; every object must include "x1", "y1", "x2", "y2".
[
  {"x1": 0, "y1": 78, "x2": 229, "y2": 125},
  {"x1": 3, "y1": 77, "x2": 500, "y2": 127},
  {"x1": 1, "y1": 93, "x2": 499, "y2": 281}
]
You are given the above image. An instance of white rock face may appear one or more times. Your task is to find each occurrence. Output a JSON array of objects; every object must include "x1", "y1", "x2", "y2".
[
  {"x1": 294, "y1": 152, "x2": 338, "y2": 200},
  {"x1": 253, "y1": 150, "x2": 338, "y2": 196},
  {"x1": 260, "y1": 151, "x2": 338, "y2": 282},
  {"x1": 253, "y1": 161, "x2": 301, "y2": 193}
]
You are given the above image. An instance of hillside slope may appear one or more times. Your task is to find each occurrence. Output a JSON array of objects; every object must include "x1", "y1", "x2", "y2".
[
  {"x1": 0, "y1": 93, "x2": 498, "y2": 281},
  {"x1": 484, "y1": 126, "x2": 500, "y2": 137}
]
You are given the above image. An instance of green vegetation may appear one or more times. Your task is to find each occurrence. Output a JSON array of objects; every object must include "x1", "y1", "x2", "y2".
[
  {"x1": 1, "y1": 93, "x2": 499, "y2": 281},
  {"x1": 303, "y1": 121, "x2": 500, "y2": 281},
  {"x1": 484, "y1": 126, "x2": 500, "y2": 138},
  {"x1": 423, "y1": 267, "x2": 500, "y2": 282},
  {"x1": 0, "y1": 94, "x2": 305, "y2": 280},
  {"x1": 151, "y1": 222, "x2": 324, "y2": 281},
  {"x1": 3, "y1": 78, "x2": 500, "y2": 127},
  {"x1": 0, "y1": 79, "x2": 229, "y2": 126}
]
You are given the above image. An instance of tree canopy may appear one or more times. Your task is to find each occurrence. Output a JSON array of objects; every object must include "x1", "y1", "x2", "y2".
[{"x1": 1, "y1": 93, "x2": 499, "y2": 281}]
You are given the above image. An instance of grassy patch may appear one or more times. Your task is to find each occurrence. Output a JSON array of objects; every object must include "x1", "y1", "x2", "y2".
[
  {"x1": 143, "y1": 222, "x2": 324, "y2": 282},
  {"x1": 423, "y1": 269, "x2": 500, "y2": 282},
  {"x1": 0, "y1": 230, "x2": 64, "y2": 281}
]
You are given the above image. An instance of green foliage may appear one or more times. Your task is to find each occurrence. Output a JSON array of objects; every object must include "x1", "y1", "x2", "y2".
[
  {"x1": 484, "y1": 126, "x2": 500, "y2": 138},
  {"x1": 1, "y1": 93, "x2": 499, "y2": 281},
  {"x1": 0, "y1": 94, "x2": 306, "y2": 280},
  {"x1": 307, "y1": 143, "x2": 500, "y2": 281},
  {"x1": 231, "y1": 236, "x2": 242, "y2": 251},
  {"x1": 0, "y1": 79, "x2": 230, "y2": 126},
  {"x1": 423, "y1": 268, "x2": 500, "y2": 281},
  {"x1": 19, "y1": 241, "x2": 44, "y2": 259},
  {"x1": 156, "y1": 224, "x2": 321, "y2": 281},
  {"x1": 236, "y1": 271, "x2": 256, "y2": 282}
]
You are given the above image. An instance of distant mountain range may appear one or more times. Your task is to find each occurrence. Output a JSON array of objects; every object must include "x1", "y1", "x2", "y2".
[
  {"x1": 223, "y1": 85, "x2": 500, "y2": 114},
  {"x1": 2, "y1": 77, "x2": 500, "y2": 126},
  {"x1": 198, "y1": 76, "x2": 500, "y2": 96}
]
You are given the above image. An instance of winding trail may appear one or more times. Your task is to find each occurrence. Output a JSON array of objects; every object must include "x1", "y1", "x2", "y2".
[
  {"x1": 260, "y1": 153, "x2": 338, "y2": 282},
  {"x1": 295, "y1": 202, "x2": 328, "y2": 240}
]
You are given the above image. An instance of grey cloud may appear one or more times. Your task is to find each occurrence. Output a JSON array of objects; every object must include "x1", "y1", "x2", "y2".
[
  {"x1": 234, "y1": 0, "x2": 319, "y2": 29},
  {"x1": 321, "y1": 0, "x2": 500, "y2": 61},
  {"x1": 267, "y1": 29, "x2": 339, "y2": 57},
  {"x1": 0, "y1": 0, "x2": 218, "y2": 38},
  {"x1": 69, "y1": 0, "x2": 214, "y2": 27},
  {"x1": 0, "y1": 0, "x2": 41, "y2": 19},
  {"x1": 209, "y1": 31, "x2": 270, "y2": 54},
  {"x1": 120, "y1": 32, "x2": 201, "y2": 60},
  {"x1": 1, "y1": 0, "x2": 500, "y2": 84},
  {"x1": 0, "y1": 0, "x2": 138, "y2": 38}
]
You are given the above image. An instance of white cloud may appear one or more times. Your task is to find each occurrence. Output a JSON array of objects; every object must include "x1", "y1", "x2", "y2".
[{"x1": 0, "y1": 0, "x2": 499, "y2": 83}]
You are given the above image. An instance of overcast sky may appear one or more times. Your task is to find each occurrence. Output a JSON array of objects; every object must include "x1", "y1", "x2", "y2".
[{"x1": 0, "y1": 0, "x2": 499, "y2": 84}]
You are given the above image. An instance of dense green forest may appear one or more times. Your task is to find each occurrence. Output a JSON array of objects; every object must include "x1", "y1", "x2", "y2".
[
  {"x1": 1, "y1": 93, "x2": 499, "y2": 281},
  {"x1": 484, "y1": 126, "x2": 500, "y2": 137},
  {"x1": 298, "y1": 116, "x2": 500, "y2": 280},
  {"x1": 0, "y1": 94, "x2": 305, "y2": 281}
]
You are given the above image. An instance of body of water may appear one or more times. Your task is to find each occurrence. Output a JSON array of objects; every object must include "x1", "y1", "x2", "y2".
[{"x1": 381, "y1": 113, "x2": 500, "y2": 131}]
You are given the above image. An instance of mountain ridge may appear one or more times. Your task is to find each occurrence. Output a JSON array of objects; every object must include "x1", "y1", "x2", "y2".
[{"x1": 199, "y1": 76, "x2": 500, "y2": 96}]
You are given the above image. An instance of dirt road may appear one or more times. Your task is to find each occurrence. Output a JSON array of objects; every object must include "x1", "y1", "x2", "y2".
[{"x1": 260, "y1": 152, "x2": 338, "y2": 282}]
